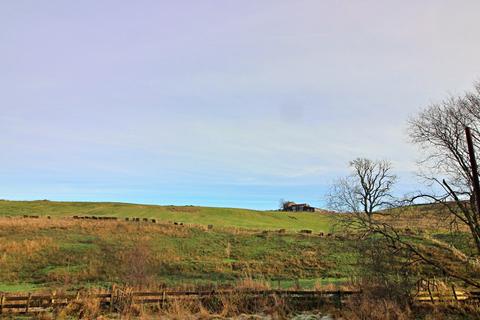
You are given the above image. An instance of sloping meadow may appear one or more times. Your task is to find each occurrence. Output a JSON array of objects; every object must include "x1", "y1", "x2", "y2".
[{"x1": 0, "y1": 217, "x2": 354, "y2": 292}]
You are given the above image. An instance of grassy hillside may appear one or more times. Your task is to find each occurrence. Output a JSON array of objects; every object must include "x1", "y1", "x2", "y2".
[
  {"x1": 0, "y1": 200, "x2": 470, "y2": 294},
  {"x1": 0, "y1": 217, "x2": 354, "y2": 293},
  {"x1": 0, "y1": 200, "x2": 333, "y2": 232},
  {"x1": 0, "y1": 201, "x2": 341, "y2": 293}
]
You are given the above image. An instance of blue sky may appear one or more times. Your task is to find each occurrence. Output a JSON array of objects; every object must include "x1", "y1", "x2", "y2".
[{"x1": 1, "y1": 1, "x2": 480, "y2": 209}]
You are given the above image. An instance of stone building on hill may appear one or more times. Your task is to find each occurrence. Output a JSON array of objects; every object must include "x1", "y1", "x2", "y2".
[{"x1": 282, "y1": 201, "x2": 316, "y2": 212}]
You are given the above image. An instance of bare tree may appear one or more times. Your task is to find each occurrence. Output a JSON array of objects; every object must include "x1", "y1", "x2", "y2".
[
  {"x1": 279, "y1": 199, "x2": 291, "y2": 211},
  {"x1": 408, "y1": 83, "x2": 480, "y2": 192},
  {"x1": 327, "y1": 158, "x2": 397, "y2": 220},
  {"x1": 325, "y1": 83, "x2": 480, "y2": 294},
  {"x1": 340, "y1": 83, "x2": 480, "y2": 290},
  {"x1": 408, "y1": 82, "x2": 480, "y2": 255}
]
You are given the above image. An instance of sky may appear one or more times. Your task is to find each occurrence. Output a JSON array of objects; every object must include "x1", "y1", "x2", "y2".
[{"x1": 1, "y1": 1, "x2": 480, "y2": 209}]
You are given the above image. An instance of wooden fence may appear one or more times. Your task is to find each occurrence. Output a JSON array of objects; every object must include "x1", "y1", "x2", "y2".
[
  {"x1": 412, "y1": 279, "x2": 480, "y2": 303},
  {"x1": 0, "y1": 288, "x2": 479, "y2": 315},
  {"x1": 414, "y1": 287, "x2": 480, "y2": 303},
  {"x1": 0, "y1": 289, "x2": 357, "y2": 314}
]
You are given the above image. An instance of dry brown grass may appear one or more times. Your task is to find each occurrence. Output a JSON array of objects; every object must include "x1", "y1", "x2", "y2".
[
  {"x1": 313, "y1": 281, "x2": 356, "y2": 292},
  {"x1": 0, "y1": 217, "x2": 193, "y2": 237},
  {"x1": 0, "y1": 217, "x2": 207, "y2": 286},
  {"x1": 153, "y1": 291, "x2": 287, "y2": 319},
  {"x1": 376, "y1": 205, "x2": 469, "y2": 233},
  {"x1": 53, "y1": 284, "x2": 289, "y2": 319},
  {"x1": 339, "y1": 294, "x2": 414, "y2": 320},
  {"x1": 55, "y1": 289, "x2": 103, "y2": 319},
  {"x1": 0, "y1": 237, "x2": 55, "y2": 256},
  {"x1": 234, "y1": 277, "x2": 271, "y2": 291},
  {"x1": 0, "y1": 216, "x2": 265, "y2": 242},
  {"x1": 115, "y1": 238, "x2": 157, "y2": 287},
  {"x1": 0, "y1": 236, "x2": 58, "y2": 282}
]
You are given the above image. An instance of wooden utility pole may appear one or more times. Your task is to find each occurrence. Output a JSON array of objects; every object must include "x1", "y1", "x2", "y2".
[{"x1": 466, "y1": 127, "x2": 480, "y2": 215}]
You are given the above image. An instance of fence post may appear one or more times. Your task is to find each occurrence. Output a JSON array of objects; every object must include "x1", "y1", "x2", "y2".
[
  {"x1": 427, "y1": 281, "x2": 435, "y2": 304},
  {"x1": 161, "y1": 290, "x2": 166, "y2": 309},
  {"x1": 26, "y1": 292, "x2": 32, "y2": 313},
  {"x1": 451, "y1": 284, "x2": 458, "y2": 301},
  {"x1": 110, "y1": 284, "x2": 116, "y2": 312},
  {"x1": 0, "y1": 294, "x2": 4, "y2": 314},
  {"x1": 50, "y1": 291, "x2": 56, "y2": 307}
]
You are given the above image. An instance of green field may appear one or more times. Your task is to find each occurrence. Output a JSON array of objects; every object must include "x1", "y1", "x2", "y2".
[{"x1": 0, "y1": 200, "x2": 333, "y2": 232}]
